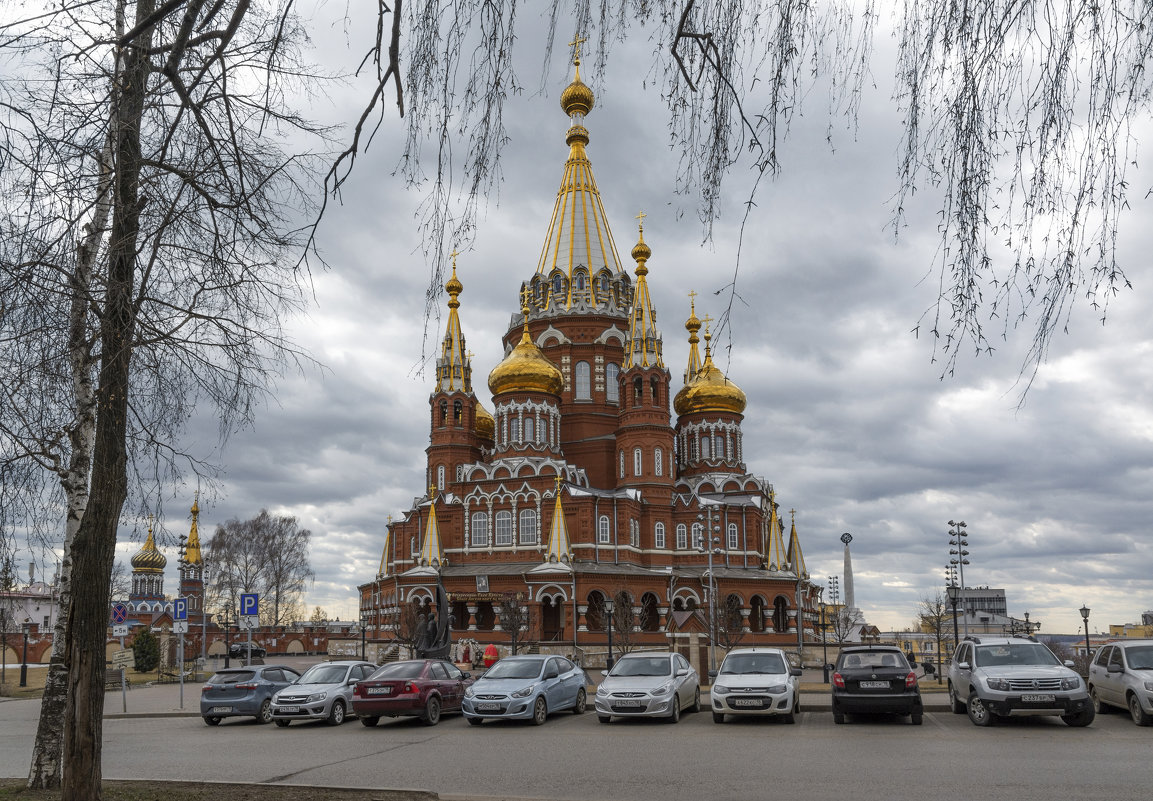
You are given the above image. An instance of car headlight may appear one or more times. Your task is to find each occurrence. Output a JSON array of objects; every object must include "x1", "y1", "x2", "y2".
[
  {"x1": 1143, "y1": 681, "x2": 1153, "y2": 692},
  {"x1": 986, "y1": 678, "x2": 1010, "y2": 692},
  {"x1": 596, "y1": 685, "x2": 609, "y2": 697},
  {"x1": 1060, "y1": 677, "x2": 1082, "y2": 691},
  {"x1": 651, "y1": 682, "x2": 673, "y2": 696},
  {"x1": 712, "y1": 685, "x2": 730, "y2": 695},
  {"x1": 465, "y1": 686, "x2": 475, "y2": 698},
  {"x1": 511, "y1": 684, "x2": 536, "y2": 699},
  {"x1": 306, "y1": 692, "x2": 328, "y2": 703},
  {"x1": 766, "y1": 684, "x2": 788, "y2": 695}
]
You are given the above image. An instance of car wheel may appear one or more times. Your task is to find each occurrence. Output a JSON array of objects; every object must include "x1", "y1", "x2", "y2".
[
  {"x1": 467, "y1": 716, "x2": 484, "y2": 726},
  {"x1": 833, "y1": 711, "x2": 845, "y2": 725},
  {"x1": 327, "y1": 700, "x2": 346, "y2": 726},
  {"x1": 531, "y1": 696, "x2": 548, "y2": 726},
  {"x1": 203, "y1": 716, "x2": 221, "y2": 726},
  {"x1": 1128, "y1": 693, "x2": 1152, "y2": 726},
  {"x1": 360, "y1": 716, "x2": 379, "y2": 727},
  {"x1": 1062, "y1": 706, "x2": 1095, "y2": 727},
  {"x1": 1090, "y1": 687, "x2": 1106, "y2": 715},
  {"x1": 572, "y1": 688, "x2": 587, "y2": 714},
  {"x1": 691, "y1": 687, "x2": 701, "y2": 713},
  {"x1": 948, "y1": 682, "x2": 966, "y2": 714},
  {"x1": 782, "y1": 708, "x2": 796, "y2": 725},
  {"x1": 910, "y1": 711, "x2": 923, "y2": 726},
  {"x1": 712, "y1": 711, "x2": 725, "y2": 724},
  {"x1": 256, "y1": 699, "x2": 273, "y2": 725},
  {"x1": 967, "y1": 693, "x2": 995, "y2": 727},
  {"x1": 666, "y1": 695, "x2": 681, "y2": 724},
  {"x1": 598, "y1": 714, "x2": 611, "y2": 724},
  {"x1": 422, "y1": 696, "x2": 442, "y2": 726},
  {"x1": 274, "y1": 719, "x2": 290, "y2": 728}
]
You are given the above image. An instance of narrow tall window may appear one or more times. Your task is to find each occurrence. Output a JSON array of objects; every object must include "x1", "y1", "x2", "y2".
[
  {"x1": 495, "y1": 511, "x2": 513, "y2": 546},
  {"x1": 692, "y1": 523, "x2": 704, "y2": 549},
  {"x1": 471, "y1": 512, "x2": 490, "y2": 547},
  {"x1": 575, "y1": 361, "x2": 591, "y2": 400},
  {"x1": 519, "y1": 509, "x2": 538, "y2": 545},
  {"x1": 453, "y1": 399, "x2": 463, "y2": 424},
  {"x1": 701, "y1": 436, "x2": 711, "y2": 459},
  {"x1": 439, "y1": 400, "x2": 448, "y2": 425},
  {"x1": 511, "y1": 415, "x2": 521, "y2": 443},
  {"x1": 654, "y1": 448, "x2": 663, "y2": 477},
  {"x1": 436, "y1": 464, "x2": 445, "y2": 491},
  {"x1": 619, "y1": 450, "x2": 625, "y2": 478},
  {"x1": 727, "y1": 522, "x2": 739, "y2": 549},
  {"x1": 606, "y1": 363, "x2": 620, "y2": 402},
  {"x1": 633, "y1": 447, "x2": 642, "y2": 477},
  {"x1": 598, "y1": 515, "x2": 611, "y2": 544},
  {"x1": 524, "y1": 416, "x2": 535, "y2": 444},
  {"x1": 676, "y1": 524, "x2": 687, "y2": 550},
  {"x1": 655, "y1": 522, "x2": 666, "y2": 549}
]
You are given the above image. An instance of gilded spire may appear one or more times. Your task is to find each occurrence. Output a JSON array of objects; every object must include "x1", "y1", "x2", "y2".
[
  {"x1": 786, "y1": 509, "x2": 808, "y2": 578},
  {"x1": 683, "y1": 293, "x2": 702, "y2": 384},
  {"x1": 379, "y1": 517, "x2": 392, "y2": 578},
  {"x1": 419, "y1": 487, "x2": 444, "y2": 568},
  {"x1": 625, "y1": 213, "x2": 663, "y2": 369},
  {"x1": 765, "y1": 490, "x2": 787, "y2": 571},
  {"x1": 543, "y1": 476, "x2": 573, "y2": 564},
  {"x1": 184, "y1": 493, "x2": 202, "y2": 565},
  {"x1": 436, "y1": 250, "x2": 472, "y2": 393},
  {"x1": 536, "y1": 48, "x2": 624, "y2": 306}
]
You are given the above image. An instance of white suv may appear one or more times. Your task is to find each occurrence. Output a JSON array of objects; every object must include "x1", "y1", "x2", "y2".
[{"x1": 947, "y1": 636, "x2": 1093, "y2": 727}]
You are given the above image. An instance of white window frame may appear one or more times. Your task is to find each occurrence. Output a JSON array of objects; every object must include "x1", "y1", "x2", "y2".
[
  {"x1": 633, "y1": 447, "x2": 642, "y2": 477},
  {"x1": 519, "y1": 508, "x2": 538, "y2": 545},
  {"x1": 598, "y1": 515, "x2": 611, "y2": 544},
  {"x1": 727, "y1": 522, "x2": 739, "y2": 550},
  {"x1": 495, "y1": 510, "x2": 513, "y2": 546},
  {"x1": 606, "y1": 363, "x2": 620, "y2": 402},
  {"x1": 655, "y1": 522, "x2": 666, "y2": 549},
  {"x1": 676, "y1": 524, "x2": 687, "y2": 550},
  {"x1": 471, "y1": 511, "x2": 490, "y2": 547},
  {"x1": 654, "y1": 448, "x2": 663, "y2": 476},
  {"x1": 575, "y1": 361, "x2": 591, "y2": 400}
]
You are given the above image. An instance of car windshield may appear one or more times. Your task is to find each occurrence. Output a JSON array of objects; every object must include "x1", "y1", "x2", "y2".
[
  {"x1": 370, "y1": 662, "x2": 425, "y2": 680},
  {"x1": 721, "y1": 654, "x2": 786, "y2": 675},
  {"x1": 209, "y1": 671, "x2": 255, "y2": 684},
  {"x1": 609, "y1": 657, "x2": 671, "y2": 677},
  {"x1": 1125, "y1": 645, "x2": 1153, "y2": 669},
  {"x1": 838, "y1": 651, "x2": 908, "y2": 670},
  {"x1": 482, "y1": 660, "x2": 543, "y2": 680},
  {"x1": 975, "y1": 643, "x2": 1060, "y2": 667},
  {"x1": 297, "y1": 664, "x2": 349, "y2": 684}
]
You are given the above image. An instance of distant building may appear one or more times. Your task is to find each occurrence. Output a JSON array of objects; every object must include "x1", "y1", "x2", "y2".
[
  {"x1": 948, "y1": 587, "x2": 1007, "y2": 618},
  {"x1": 1108, "y1": 611, "x2": 1153, "y2": 639},
  {"x1": 0, "y1": 580, "x2": 61, "y2": 633}
]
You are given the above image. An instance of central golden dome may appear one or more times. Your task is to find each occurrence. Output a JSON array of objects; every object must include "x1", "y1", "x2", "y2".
[
  {"x1": 674, "y1": 339, "x2": 747, "y2": 416},
  {"x1": 130, "y1": 525, "x2": 167, "y2": 573},
  {"x1": 560, "y1": 59, "x2": 595, "y2": 117},
  {"x1": 488, "y1": 330, "x2": 563, "y2": 397},
  {"x1": 475, "y1": 401, "x2": 495, "y2": 439}
]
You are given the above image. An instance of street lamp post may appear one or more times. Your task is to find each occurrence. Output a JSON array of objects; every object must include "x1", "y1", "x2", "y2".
[
  {"x1": 19, "y1": 621, "x2": 30, "y2": 687},
  {"x1": 948, "y1": 520, "x2": 970, "y2": 638},
  {"x1": 200, "y1": 560, "x2": 209, "y2": 667},
  {"x1": 945, "y1": 562, "x2": 959, "y2": 653},
  {"x1": 696, "y1": 507, "x2": 723, "y2": 673},
  {"x1": 604, "y1": 596, "x2": 614, "y2": 671},
  {"x1": 360, "y1": 610, "x2": 368, "y2": 660},
  {"x1": 819, "y1": 602, "x2": 829, "y2": 683},
  {"x1": 1079, "y1": 605, "x2": 1092, "y2": 668},
  {"x1": 222, "y1": 603, "x2": 234, "y2": 668}
]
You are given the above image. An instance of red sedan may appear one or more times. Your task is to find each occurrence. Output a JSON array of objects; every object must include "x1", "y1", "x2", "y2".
[{"x1": 352, "y1": 659, "x2": 474, "y2": 726}]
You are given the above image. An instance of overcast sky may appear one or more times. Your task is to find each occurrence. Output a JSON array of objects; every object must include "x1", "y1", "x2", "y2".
[{"x1": 66, "y1": 5, "x2": 1153, "y2": 635}]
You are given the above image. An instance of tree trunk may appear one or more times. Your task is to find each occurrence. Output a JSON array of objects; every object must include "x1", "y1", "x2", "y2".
[{"x1": 61, "y1": 4, "x2": 152, "y2": 799}]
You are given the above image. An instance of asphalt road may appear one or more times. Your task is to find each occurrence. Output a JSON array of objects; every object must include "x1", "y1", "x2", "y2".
[{"x1": 2, "y1": 697, "x2": 1150, "y2": 801}]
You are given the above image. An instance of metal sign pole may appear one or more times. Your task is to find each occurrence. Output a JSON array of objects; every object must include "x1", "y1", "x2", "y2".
[
  {"x1": 179, "y1": 630, "x2": 184, "y2": 710},
  {"x1": 119, "y1": 634, "x2": 127, "y2": 713}
]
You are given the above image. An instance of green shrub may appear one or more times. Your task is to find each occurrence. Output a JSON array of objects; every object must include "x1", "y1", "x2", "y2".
[{"x1": 132, "y1": 628, "x2": 160, "y2": 673}]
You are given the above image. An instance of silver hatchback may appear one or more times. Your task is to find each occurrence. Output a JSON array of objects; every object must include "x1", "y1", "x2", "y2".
[
  {"x1": 595, "y1": 651, "x2": 700, "y2": 724},
  {"x1": 1088, "y1": 639, "x2": 1153, "y2": 726},
  {"x1": 270, "y1": 660, "x2": 376, "y2": 726}
]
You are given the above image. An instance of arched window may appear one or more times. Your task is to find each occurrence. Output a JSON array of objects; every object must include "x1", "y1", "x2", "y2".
[
  {"x1": 633, "y1": 447, "x2": 642, "y2": 477},
  {"x1": 511, "y1": 415, "x2": 522, "y2": 443},
  {"x1": 714, "y1": 433, "x2": 723, "y2": 460},
  {"x1": 575, "y1": 273, "x2": 586, "y2": 290},
  {"x1": 552, "y1": 274, "x2": 564, "y2": 294},
  {"x1": 701, "y1": 436, "x2": 711, "y2": 459},
  {"x1": 691, "y1": 523, "x2": 703, "y2": 549},
  {"x1": 606, "y1": 363, "x2": 620, "y2": 402},
  {"x1": 629, "y1": 519, "x2": 639, "y2": 547},
  {"x1": 633, "y1": 376, "x2": 643, "y2": 402},
  {"x1": 524, "y1": 416, "x2": 535, "y2": 444},
  {"x1": 724, "y1": 594, "x2": 744, "y2": 633},
  {"x1": 471, "y1": 511, "x2": 490, "y2": 547},
  {"x1": 749, "y1": 596, "x2": 766, "y2": 633},
  {"x1": 436, "y1": 464, "x2": 445, "y2": 491},
  {"x1": 495, "y1": 511, "x2": 513, "y2": 546},
  {"x1": 586, "y1": 592, "x2": 606, "y2": 631},
  {"x1": 598, "y1": 515, "x2": 611, "y2": 544},
  {"x1": 619, "y1": 450, "x2": 625, "y2": 478},
  {"x1": 519, "y1": 508, "x2": 538, "y2": 545},
  {"x1": 650, "y1": 375, "x2": 660, "y2": 403},
  {"x1": 772, "y1": 596, "x2": 789, "y2": 633},
  {"x1": 654, "y1": 448, "x2": 663, "y2": 476},
  {"x1": 600, "y1": 275, "x2": 610, "y2": 292},
  {"x1": 439, "y1": 400, "x2": 448, "y2": 425},
  {"x1": 453, "y1": 399, "x2": 462, "y2": 424},
  {"x1": 654, "y1": 522, "x2": 666, "y2": 549},
  {"x1": 575, "y1": 361, "x2": 591, "y2": 399},
  {"x1": 676, "y1": 524, "x2": 687, "y2": 550},
  {"x1": 640, "y1": 593, "x2": 660, "y2": 632},
  {"x1": 727, "y1": 522, "x2": 739, "y2": 549}
]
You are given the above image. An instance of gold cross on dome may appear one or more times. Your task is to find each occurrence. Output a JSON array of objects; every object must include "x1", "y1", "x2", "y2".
[
  {"x1": 702, "y1": 313, "x2": 713, "y2": 334},
  {"x1": 429, "y1": 484, "x2": 436, "y2": 499},
  {"x1": 636, "y1": 209, "x2": 646, "y2": 228},
  {"x1": 568, "y1": 35, "x2": 587, "y2": 63},
  {"x1": 688, "y1": 289, "x2": 698, "y2": 310},
  {"x1": 450, "y1": 248, "x2": 459, "y2": 270},
  {"x1": 790, "y1": 509, "x2": 796, "y2": 523}
]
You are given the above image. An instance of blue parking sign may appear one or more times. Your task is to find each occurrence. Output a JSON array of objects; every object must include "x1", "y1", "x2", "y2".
[
  {"x1": 173, "y1": 597, "x2": 188, "y2": 620},
  {"x1": 240, "y1": 593, "x2": 259, "y2": 617}
]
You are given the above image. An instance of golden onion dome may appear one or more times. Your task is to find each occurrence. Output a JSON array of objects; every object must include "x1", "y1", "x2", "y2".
[
  {"x1": 631, "y1": 235, "x2": 651, "y2": 264},
  {"x1": 674, "y1": 351, "x2": 747, "y2": 416},
  {"x1": 475, "y1": 401, "x2": 495, "y2": 440},
  {"x1": 560, "y1": 59, "x2": 595, "y2": 118},
  {"x1": 131, "y1": 525, "x2": 167, "y2": 573},
  {"x1": 488, "y1": 329, "x2": 564, "y2": 397}
]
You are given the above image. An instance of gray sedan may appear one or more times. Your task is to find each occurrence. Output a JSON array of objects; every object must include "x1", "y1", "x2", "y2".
[
  {"x1": 595, "y1": 651, "x2": 700, "y2": 723},
  {"x1": 462, "y1": 655, "x2": 587, "y2": 725}
]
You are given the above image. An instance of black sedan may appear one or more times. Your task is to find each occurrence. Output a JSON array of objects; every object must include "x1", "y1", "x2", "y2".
[
  {"x1": 201, "y1": 664, "x2": 300, "y2": 725},
  {"x1": 831, "y1": 646, "x2": 923, "y2": 725}
]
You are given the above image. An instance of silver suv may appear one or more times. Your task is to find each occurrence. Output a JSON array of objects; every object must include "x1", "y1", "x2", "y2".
[
  {"x1": 947, "y1": 636, "x2": 1093, "y2": 727},
  {"x1": 1088, "y1": 639, "x2": 1153, "y2": 726}
]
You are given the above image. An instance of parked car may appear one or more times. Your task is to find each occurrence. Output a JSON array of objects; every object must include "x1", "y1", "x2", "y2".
[
  {"x1": 270, "y1": 660, "x2": 376, "y2": 726},
  {"x1": 831, "y1": 645, "x2": 923, "y2": 725},
  {"x1": 595, "y1": 651, "x2": 700, "y2": 724},
  {"x1": 200, "y1": 665, "x2": 301, "y2": 725},
  {"x1": 947, "y1": 635, "x2": 1093, "y2": 727},
  {"x1": 1088, "y1": 639, "x2": 1153, "y2": 726},
  {"x1": 709, "y1": 647, "x2": 801, "y2": 724},
  {"x1": 352, "y1": 659, "x2": 474, "y2": 726},
  {"x1": 462, "y1": 654, "x2": 587, "y2": 725},
  {"x1": 228, "y1": 642, "x2": 267, "y2": 660}
]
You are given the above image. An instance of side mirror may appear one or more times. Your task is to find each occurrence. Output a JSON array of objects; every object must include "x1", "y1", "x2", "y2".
[
  {"x1": 600, "y1": 670, "x2": 608, "y2": 677},
  {"x1": 790, "y1": 668, "x2": 803, "y2": 677},
  {"x1": 1064, "y1": 660, "x2": 1076, "y2": 669},
  {"x1": 958, "y1": 661, "x2": 971, "y2": 671},
  {"x1": 545, "y1": 669, "x2": 559, "y2": 679},
  {"x1": 462, "y1": 671, "x2": 472, "y2": 679},
  {"x1": 707, "y1": 670, "x2": 718, "y2": 679},
  {"x1": 675, "y1": 668, "x2": 689, "y2": 677},
  {"x1": 1107, "y1": 663, "x2": 1123, "y2": 674}
]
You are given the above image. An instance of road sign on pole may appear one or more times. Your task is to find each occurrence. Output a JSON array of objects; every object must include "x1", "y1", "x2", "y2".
[
  {"x1": 111, "y1": 603, "x2": 128, "y2": 625},
  {"x1": 173, "y1": 597, "x2": 188, "y2": 621},
  {"x1": 112, "y1": 624, "x2": 128, "y2": 637},
  {"x1": 173, "y1": 621, "x2": 189, "y2": 633},
  {"x1": 240, "y1": 593, "x2": 259, "y2": 617}
]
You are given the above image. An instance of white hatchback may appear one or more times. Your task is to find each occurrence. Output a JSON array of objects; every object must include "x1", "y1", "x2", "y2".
[{"x1": 709, "y1": 647, "x2": 801, "y2": 723}]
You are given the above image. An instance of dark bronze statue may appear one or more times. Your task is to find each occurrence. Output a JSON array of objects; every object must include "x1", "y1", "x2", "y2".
[{"x1": 415, "y1": 578, "x2": 453, "y2": 659}]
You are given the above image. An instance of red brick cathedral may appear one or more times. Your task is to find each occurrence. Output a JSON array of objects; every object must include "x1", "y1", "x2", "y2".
[{"x1": 358, "y1": 56, "x2": 819, "y2": 664}]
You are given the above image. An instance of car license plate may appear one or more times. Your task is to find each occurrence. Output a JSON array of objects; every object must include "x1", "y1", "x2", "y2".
[
  {"x1": 366, "y1": 687, "x2": 392, "y2": 695},
  {"x1": 732, "y1": 699, "x2": 762, "y2": 707},
  {"x1": 211, "y1": 706, "x2": 232, "y2": 714},
  {"x1": 859, "y1": 681, "x2": 889, "y2": 689},
  {"x1": 279, "y1": 706, "x2": 300, "y2": 713},
  {"x1": 614, "y1": 699, "x2": 642, "y2": 707},
  {"x1": 1021, "y1": 694, "x2": 1055, "y2": 703},
  {"x1": 476, "y1": 703, "x2": 500, "y2": 711}
]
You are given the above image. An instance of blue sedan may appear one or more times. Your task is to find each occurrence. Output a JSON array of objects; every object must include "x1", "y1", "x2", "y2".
[{"x1": 463, "y1": 655, "x2": 587, "y2": 725}]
